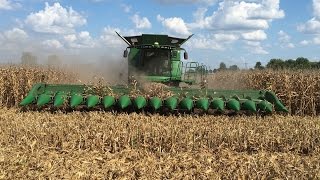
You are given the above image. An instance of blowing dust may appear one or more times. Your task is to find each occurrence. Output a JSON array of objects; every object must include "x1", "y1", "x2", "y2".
[
  {"x1": 61, "y1": 55, "x2": 128, "y2": 86},
  {"x1": 207, "y1": 70, "x2": 249, "y2": 90}
]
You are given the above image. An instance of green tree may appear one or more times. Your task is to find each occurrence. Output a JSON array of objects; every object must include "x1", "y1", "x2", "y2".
[
  {"x1": 254, "y1": 61, "x2": 264, "y2": 70},
  {"x1": 266, "y1": 59, "x2": 284, "y2": 70},
  {"x1": 219, "y1": 62, "x2": 227, "y2": 70},
  {"x1": 284, "y1": 59, "x2": 295, "y2": 69},
  {"x1": 295, "y1": 57, "x2": 310, "y2": 69},
  {"x1": 229, "y1": 65, "x2": 239, "y2": 71}
]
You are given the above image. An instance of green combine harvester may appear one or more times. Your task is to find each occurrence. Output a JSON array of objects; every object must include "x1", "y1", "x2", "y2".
[{"x1": 20, "y1": 32, "x2": 288, "y2": 115}]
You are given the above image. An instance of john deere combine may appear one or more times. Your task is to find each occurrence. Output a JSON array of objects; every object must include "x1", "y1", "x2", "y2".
[{"x1": 20, "y1": 32, "x2": 288, "y2": 114}]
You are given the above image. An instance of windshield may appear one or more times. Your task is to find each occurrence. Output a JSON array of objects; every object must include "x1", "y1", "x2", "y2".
[{"x1": 141, "y1": 49, "x2": 170, "y2": 76}]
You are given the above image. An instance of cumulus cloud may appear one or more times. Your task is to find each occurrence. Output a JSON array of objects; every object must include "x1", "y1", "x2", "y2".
[
  {"x1": 4, "y1": 28, "x2": 28, "y2": 41},
  {"x1": 25, "y1": 2, "x2": 86, "y2": 34},
  {"x1": 121, "y1": 3, "x2": 131, "y2": 13},
  {"x1": 100, "y1": 26, "x2": 127, "y2": 47},
  {"x1": 158, "y1": 0, "x2": 284, "y2": 53},
  {"x1": 0, "y1": 0, "x2": 20, "y2": 10},
  {"x1": 186, "y1": 34, "x2": 224, "y2": 50},
  {"x1": 185, "y1": 33, "x2": 239, "y2": 50},
  {"x1": 131, "y1": 14, "x2": 152, "y2": 29},
  {"x1": 313, "y1": 0, "x2": 320, "y2": 19},
  {"x1": 300, "y1": 40, "x2": 310, "y2": 46},
  {"x1": 298, "y1": 18, "x2": 320, "y2": 34},
  {"x1": 313, "y1": 35, "x2": 320, "y2": 44},
  {"x1": 213, "y1": 33, "x2": 239, "y2": 42},
  {"x1": 241, "y1": 30, "x2": 267, "y2": 41},
  {"x1": 247, "y1": 0, "x2": 284, "y2": 19},
  {"x1": 42, "y1": 39, "x2": 63, "y2": 49},
  {"x1": 64, "y1": 31, "x2": 95, "y2": 48},
  {"x1": 244, "y1": 41, "x2": 268, "y2": 54},
  {"x1": 298, "y1": 0, "x2": 320, "y2": 35},
  {"x1": 189, "y1": 0, "x2": 284, "y2": 31},
  {"x1": 157, "y1": 15, "x2": 191, "y2": 36},
  {"x1": 278, "y1": 30, "x2": 295, "y2": 48}
]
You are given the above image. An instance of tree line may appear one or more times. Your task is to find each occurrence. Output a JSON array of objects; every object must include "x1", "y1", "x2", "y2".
[
  {"x1": 211, "y1": 57, "x2": 319, "y2": 73},
  {"x1": 254, "y1": 57, "x2": 320, "y2": 70}
]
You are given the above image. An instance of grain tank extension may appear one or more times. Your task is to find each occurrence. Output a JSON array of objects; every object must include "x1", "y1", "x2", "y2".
[{"x1": 20, "y1": 32, "x2": 288, "y2": 114}]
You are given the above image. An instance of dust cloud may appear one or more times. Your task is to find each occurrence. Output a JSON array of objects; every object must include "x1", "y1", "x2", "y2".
[
  {"x1": 207, "y1": 70, "x2": 249, "y2": 90},
  {"x1": 64, "y1": 55, "x2": 128, "y2": 85}
]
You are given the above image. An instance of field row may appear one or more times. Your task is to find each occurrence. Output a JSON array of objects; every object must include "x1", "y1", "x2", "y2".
[
  {"x1": 0, "y1": 109, "x2": 319, "y2": 178},
  {"x1": 1, "y1": 66, "x2": 320, "y2": 116}
]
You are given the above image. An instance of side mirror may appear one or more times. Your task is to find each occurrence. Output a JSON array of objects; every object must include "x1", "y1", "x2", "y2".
[
  {"x1": 184, "y1": 51, "x2": 188, "y2": 60},
  {"x1": 123, "y1": 49, "x2": 128, "y2": 58}
]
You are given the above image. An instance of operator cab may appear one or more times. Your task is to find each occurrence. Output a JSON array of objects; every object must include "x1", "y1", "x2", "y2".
[
  {"x1": 117, "y1": 32, "x2": 193, "y2": 84},
  {"x1": 142, "y1": 49, "x2": 170, "y2": 76}
]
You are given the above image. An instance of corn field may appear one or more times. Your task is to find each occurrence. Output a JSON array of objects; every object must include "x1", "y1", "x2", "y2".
[
  {"x1": 1, "y1": 66, "x2": 320, "y2": 116},
  {"x1": 208, "y1": 70, "x2": 320, "y2": 116},
  {"x1": 1, "y1": 66, "x2": 320, "y2": 178},
  {"x1": 0, "y1": 108, "x2": 319, "y2": 179},
  {"x1": 0, "y1": 65, "x2": 77, "y2": 107}
]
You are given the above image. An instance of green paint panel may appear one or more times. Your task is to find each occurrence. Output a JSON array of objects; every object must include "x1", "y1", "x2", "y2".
[
  {"x1": 242, "y1": 100, "x2": 257, "y2": 112},
  {"x1": 70, "y1": 94, "x2": 83, "y2": 108},
  {"x1": 257, "y1": 100, "x2": 273, "y2": 113},
  {"x1": 118, "y1": 95, "x2": 132, "y2": 109},
  {"x1": 180, "y1": 97, "x2": 193, "y2": 111},
  {"x1": 54, "y1": 93, "x2": 66, "y2": 107},
  {"x1": 103, "y1": 96, "x2": 115, "y2": 109},
  {"x1": 165, "y1": 97, "x2": 178, "y2": 110},
  {"x1": 227, "y1": 99, "x2": 240, "y2": 112},
  {"x1": 196, "y1": 98, "x2": 209, "y2": 111},
  {"x1": 20, "y1": 83, "x2": 287, "y2": 114},
  {"x1": 20, "y1": 95, "x2": 35, "y2": 106},
  {"x1": 134, "y1": 96, "x2": 147, "y2": 109},
  {"x1": 37, "y1": 94, "x2": 51, "y2": 106},
  {"x1": 275, "y1": 102, "x2": 288, "y2": 112},
  {"x1": 87, "y1": 95, "x2": 100, "y2": 108},
  {"x1": 211, "y1": 98, "x2": 225, "y2": 111},
  {"x1": 149, "y1": 97, "x2": 162, "y2": 110}
]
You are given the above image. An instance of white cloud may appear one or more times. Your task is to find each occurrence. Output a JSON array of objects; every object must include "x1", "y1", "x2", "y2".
[
  {"x1": 245, "y1": 41, "x2": 268, "y2": 54},
  {"x1": 186, "y1": 35, "x2": 224, "y2": 50},
  {"x1": 4, "y1": 28, "x2": 28, "y2": 41},
  {"x1": 278, "y1": 30, "x2": 295, "y2": 48},
  {"x1": 214, "y1": 33, "x2": 239, "y2": 42},
  {"x1": 241, "y1": 30, "x2": 267, "y2": 41},
  {"x1": 64, "y1": 34, "x2": 77, "y2": 43},
  {"x1": 300, "y1": 40, "x2": 310, "y2": 46},
  {"x1": 131, "y1": 14, "x2": 152, "y2": 29},
  {"x1": 297, "y1": 18, "x2": 320, "y2": 34},
  {"x1": 0, "y1": 0, "x2": 19, "y2": 10},
  {"x1": 157, "y1": 14, "x2": 191, "y2": 36},
  {"x1": 298, "y1": 0, "x2": 320, "y2": 45},
  {"x1": 100, "y1": 26, "x2": 126, "y2": 47},
  {"x1": 121, "y1": 3, "x2": 131, "y2": 13},
  {"x1": 42, "y1": 39, "x2": 63, "y2": 49},
  {"x1": 155, "y1": 1, "x2": 284, "y2": 54},
  {"x1": 25, "y1": 2, "x2": 86, "y2": 34},
  {"x1": 189, "y1": 0, "x2": 284, "y2": 31},
  {"x1": 64, "y1": 31, "x2": 95, "y2": 48},
  {"x1": 298, "y1": 0, "x2": 320, "y2": 34},
  {"x1": 248, "y1": 0, "x2": 285, "y2": 19},
  {"x1": 313, "y1": 0, "x2": 320, "y2": 19},
  {"x1": 314, "y1": 36, "x2": 320, "y2": 44},
  {"x1": 186, "y1": 33, "x2": 240, "y2": 50}
]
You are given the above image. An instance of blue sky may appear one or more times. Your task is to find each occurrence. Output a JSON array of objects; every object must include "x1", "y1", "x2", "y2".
[{"x1": 0, "y1": 0, "x2": 319, "y2": 68}]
